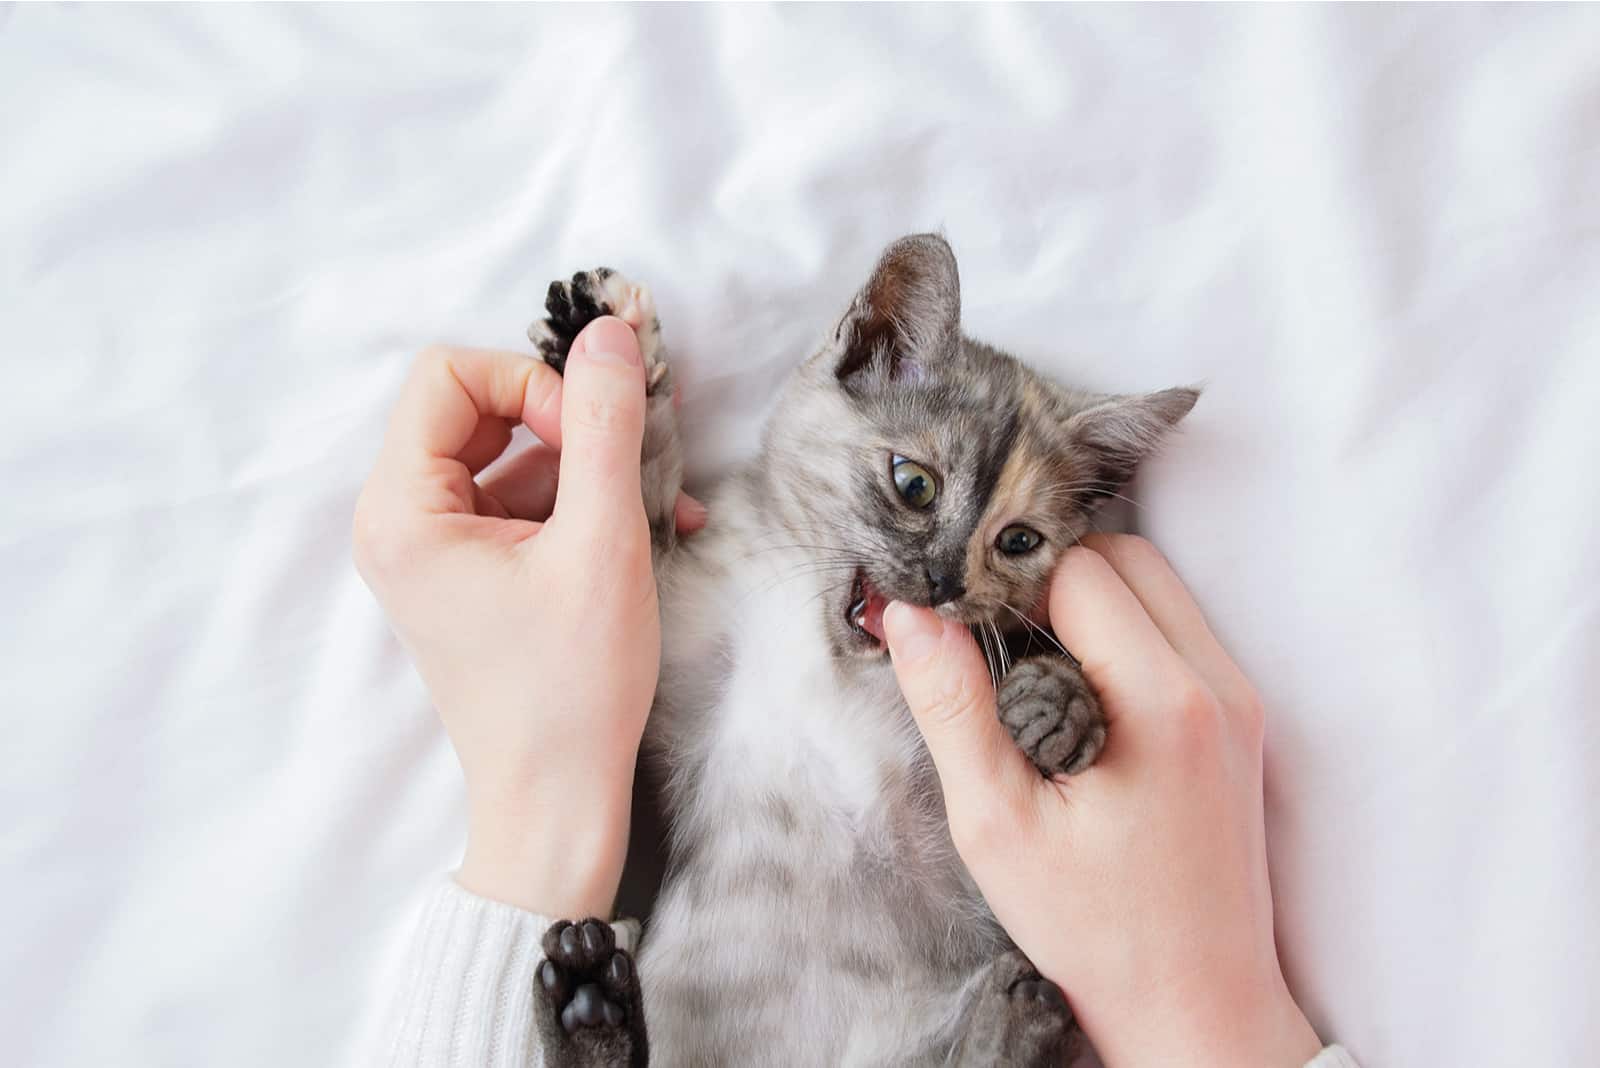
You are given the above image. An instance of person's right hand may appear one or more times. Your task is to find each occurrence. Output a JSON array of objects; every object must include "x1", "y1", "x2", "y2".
[{"x1": 882, "y1": 534, "x2": 1323, "y2": 1068}]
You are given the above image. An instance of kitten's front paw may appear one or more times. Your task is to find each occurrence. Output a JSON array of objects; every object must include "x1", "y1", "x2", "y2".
[
  {"x1": 998, "y1": 656, "x2": 1106, "y2": 777},
  {"x1": 528, "y1": 267, "x2": 669, "y2": 395},
  {"x1": 534, "y1": 919, "x2": 648, "y2": 1067},
  {"x1": 525, "y1": 265, "x2": 684, "y2": 548}
]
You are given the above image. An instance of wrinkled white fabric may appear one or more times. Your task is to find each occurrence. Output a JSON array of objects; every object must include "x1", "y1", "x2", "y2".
[{"x1": 2, "y1": 6, "x2": 1595, "y2": 1067}]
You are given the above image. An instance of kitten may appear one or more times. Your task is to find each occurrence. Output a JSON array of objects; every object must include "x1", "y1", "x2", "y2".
[{"x1": 527, "y1": 235, "x2": 1197, "y2": 1066}]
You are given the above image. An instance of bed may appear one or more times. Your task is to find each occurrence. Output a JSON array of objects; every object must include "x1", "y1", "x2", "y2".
[{"x1": 3, "y1": 5, "x2": 1596, "y2": 1065}]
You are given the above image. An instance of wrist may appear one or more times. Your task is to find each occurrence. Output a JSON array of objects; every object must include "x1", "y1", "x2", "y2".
[
  {"x1": 457, "y1": 770, "x2": 635, "y2": 919},
  {"x1": 1091, "y1": 970, "x2": 1321, "y2": 1068}
]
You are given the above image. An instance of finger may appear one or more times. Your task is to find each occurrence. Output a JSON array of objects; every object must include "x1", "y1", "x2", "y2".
[
  {"x1": 1079, "y1": 534, "x2": 1258, "y2": 715},
  {"x1": 482, "y1": 455, "x2": 706, "y2": 528},
  {"x1": 674, "y1": 493, "x2": 708, "y2": 534},
  {"x1": 552, "y1": 317, "x2": 648, "y2": 528},
  {"x1": 471, "y1": 483, "x2": 512, "y2": 520},
  {"x1": 1047, "y1": 546, "x2": 1197, "y2": 730},
  {"x1": 884, "y1": 601, "x2": 1034, "y2": 808},
  {"x1": 459, "y1": 416, "x2": 518, "y2": 475},
  {"x1": 380, "y1": 346, "x2": 564, "y2": 475},
  {"x1": 479, "y1": 445, "x2": 563, "y2": 522}
]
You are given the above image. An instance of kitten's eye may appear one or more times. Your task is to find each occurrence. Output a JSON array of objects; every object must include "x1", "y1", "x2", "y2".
[
  {"x1": 891, "y1": 455, "x2": 938, "y2": 509},
  {"x1": 997, "y1": 525, "x2": 1042, "y2": 555}
]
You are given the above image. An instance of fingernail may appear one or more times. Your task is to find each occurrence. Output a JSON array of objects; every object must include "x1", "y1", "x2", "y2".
[
  {"x1": 885, "y1": 601, "x2": 941, "y2": 661},
  {"x1": 577, "y1": 317, "x2": 642, "y2": 366}
]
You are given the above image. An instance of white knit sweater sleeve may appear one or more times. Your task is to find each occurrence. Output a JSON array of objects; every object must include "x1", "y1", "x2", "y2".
[
  {"x1": 377, "y1": 880, "x2": 1353, "y2": 1068},
  {"x1": 374, "y1": 878, "x2": 637, "y2": 1068}
]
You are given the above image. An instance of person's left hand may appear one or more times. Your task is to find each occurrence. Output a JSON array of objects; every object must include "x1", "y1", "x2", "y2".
[{"x1": 353, "y1": 317, "x2": 703, "y2": 918}]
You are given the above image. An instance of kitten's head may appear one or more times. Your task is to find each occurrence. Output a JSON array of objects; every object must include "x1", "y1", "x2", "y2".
[{"x1": 761, "y1": 233, "x2": 1198, "y2": 657}]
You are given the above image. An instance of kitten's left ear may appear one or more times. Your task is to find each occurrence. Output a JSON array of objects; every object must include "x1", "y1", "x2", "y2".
[
  {"x1": 829, "y1": 233, "x2": 961, "y2": 391},
  {"x1": 1064, "y1": 387, "x2": 1200, "y2": 492}
]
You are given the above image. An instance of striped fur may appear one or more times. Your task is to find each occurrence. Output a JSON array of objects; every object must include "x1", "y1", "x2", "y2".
[{"x1": 549, "y1": 235, "x2": 1196, "y2": 1065}]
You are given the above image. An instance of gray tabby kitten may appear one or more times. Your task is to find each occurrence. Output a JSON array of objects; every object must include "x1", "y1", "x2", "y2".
[{"x1": 526, "y1": 235, "x2": 1197, "y2": 1066}]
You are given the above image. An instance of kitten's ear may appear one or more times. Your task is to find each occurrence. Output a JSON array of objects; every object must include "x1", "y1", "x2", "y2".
[
  {"x1": 1064, "y1": 387, "x2": 1200, "y2": 493},
  {"x1": 830, "y1": 233, "x2": 961, "y2": 390}
]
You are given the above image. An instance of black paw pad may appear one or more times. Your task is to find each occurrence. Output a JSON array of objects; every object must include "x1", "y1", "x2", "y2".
[
  {"x1": 562, "y1": 981, "x2": 626, "y2": 1032},
  {"x1": 530, "y1": 269, "x2": 618, "y2": 374},
  {"x1": 538, "y1": 919, "x2": 636, "y2": 1036}
]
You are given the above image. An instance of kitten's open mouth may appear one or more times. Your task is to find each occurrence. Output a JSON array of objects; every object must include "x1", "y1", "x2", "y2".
[{"x1": 846, "y1": 569, "x2": 889, "y2": 646}]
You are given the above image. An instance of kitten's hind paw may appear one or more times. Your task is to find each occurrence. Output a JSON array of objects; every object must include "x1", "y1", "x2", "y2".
[
  {"x1": 533, "y1": 919, "x2": 648, "y2": 1067},
  {"x1": 951, "y1": 948, "x2": 1080, "y2": 1067},
  {"x1": 528, "y1": 268, "x2": 667, "y2": 394}
]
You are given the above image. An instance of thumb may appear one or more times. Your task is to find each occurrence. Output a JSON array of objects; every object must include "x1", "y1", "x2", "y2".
[
  {"x1": 884, "y1": 601, "x2": 1032, "y2": 809},
  {"x1": 552, "y1": 317, "x2": 648, "y2": 529}
]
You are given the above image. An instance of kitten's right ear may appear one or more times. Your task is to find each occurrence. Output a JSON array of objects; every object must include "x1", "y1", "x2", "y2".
[{"x1": 829, "y1": 233, "x2": 961, "y2": 391}]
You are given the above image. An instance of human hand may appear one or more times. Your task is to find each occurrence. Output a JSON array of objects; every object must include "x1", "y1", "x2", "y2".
[
  {"x1": 883, "y1": 534, "x2": 1322, "y2": 1068},
  {"x1": 353, "y1": 318, "x2": 702, "y2": 919}
]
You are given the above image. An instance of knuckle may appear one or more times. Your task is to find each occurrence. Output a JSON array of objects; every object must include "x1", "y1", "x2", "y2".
[
  {"x1": 351, "y1": 499, "x2": 404, "y2": 581},
  {"x1": 415, "y1": 344, "x2": 454, "y2": 376},
  {"x1": 1165, "y1": 679, "x2": 1225, "y2": 751},
  {"x1": 1233, "y1": 686, "x2": 1267, "y2": 746},
  {"x1": 950, "y1": 798, "x2": 1011, "y2": 862},
  {"x1": 524, "y1": 361, "x2": 562, "y2": 417},
  {"x1": 1174, "y1": 678, "x2": 1219, "y2": 720}
]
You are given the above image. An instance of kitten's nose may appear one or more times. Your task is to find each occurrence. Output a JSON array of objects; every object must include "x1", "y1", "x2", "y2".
[{"x1": 925, "y1": 566, "x2": 966, "y2": 606}]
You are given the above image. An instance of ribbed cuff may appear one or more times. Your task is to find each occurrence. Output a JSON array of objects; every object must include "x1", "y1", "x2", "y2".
[
  {"x1": 377, "y1": 878, "x2": 638, "y2": 1068},
  {"x1": 1306, "y1": 1045, "x2": 1360, "y2": 1068}
]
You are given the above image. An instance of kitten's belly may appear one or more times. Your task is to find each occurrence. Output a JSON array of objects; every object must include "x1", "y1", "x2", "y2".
[
  {"x1": 641, "y1": 608, "x2": 1003, "y2": 1064},
  {"x1": 639, "y1": 828, "x2": 999, "y2": 1068}
]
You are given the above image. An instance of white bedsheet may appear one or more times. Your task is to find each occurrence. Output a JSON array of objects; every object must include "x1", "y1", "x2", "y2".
[{"x1": 4, "y1": 6, "x2": 1597, "y2": 1066}]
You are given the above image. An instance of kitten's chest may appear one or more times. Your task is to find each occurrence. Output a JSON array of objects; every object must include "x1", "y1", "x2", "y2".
[
  {"x1": 670, "y1": 570, "x2": 990, "y2": 944},
  {"x1": 708, "y1": 576, "x2": 921, "y2": 822}
]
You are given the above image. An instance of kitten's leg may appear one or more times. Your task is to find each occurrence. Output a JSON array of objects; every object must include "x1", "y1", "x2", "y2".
[
  {"x1": 528, "y1": 268, "x2": 684, "y2": 550},
  {"x1": 997, "y1": 656, "x2": 1106, "y2": 777},
  {"x1": 949, "y1": 948, "x2": 1079, "y2": 1067},
  {"x1": 533, "y1": 918, "x2": 649, "y2": 1068}
]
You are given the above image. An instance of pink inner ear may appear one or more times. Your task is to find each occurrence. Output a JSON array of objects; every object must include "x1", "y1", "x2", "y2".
[{"x1": 894, "y1": 358, "x2": 926, "y2": 384}]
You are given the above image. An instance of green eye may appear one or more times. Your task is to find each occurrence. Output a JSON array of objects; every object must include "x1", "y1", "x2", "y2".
[
  {"x1": 998, "y1": 525, "x2": 1042, "y2": 555},
  {"x1": 891, "y1": 455, "x2": 938, "y2": 509}
]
